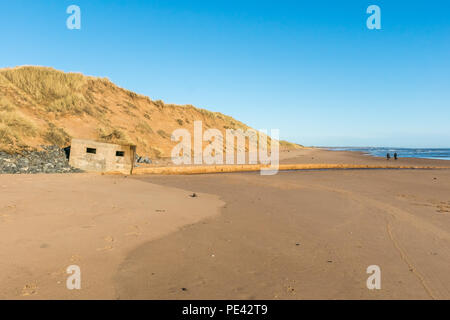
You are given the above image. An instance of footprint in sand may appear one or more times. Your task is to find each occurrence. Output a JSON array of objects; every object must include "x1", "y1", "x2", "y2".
[
  {"x1": 104, "y1": 236, "x2": 114, "y2": 242},
  {"x1": 21, "y1": 282, "x2": 38, "y2": 296},
  {"x1": 70, "y1": 255, "x2": 82, "y2": 263},
  {"x1": 81, "y1": 224, "x2": 96, "y2": 229},
  {"x1": 124, "y1": 225, "x2": 141, "y2": 237},
  {"x1": 427, "y1": 200, "x2": 450, "y2": 213},
  {"x1": 0, "y1": 205, "x2": 17, "y2": 222},
  {"x1": 398, "y1": 195, "x2": 450, "y2": 213},
  {"x1": 285, "y1": 280, "x2": 297, "y2": 295},
  {"x1": 436, "y1": 203, "x2": 450, "y2": 213},
  {"x1": 50, "y1": 267, "x2": 68, "y2": 278},
  {"x1": 97, "y1": 236, "x2": 115, "y2": 251}
]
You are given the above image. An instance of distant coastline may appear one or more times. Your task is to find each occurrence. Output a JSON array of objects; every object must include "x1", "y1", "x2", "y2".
[{"x1": 323, "y1": 147, "x2": 450, "y2": 161}]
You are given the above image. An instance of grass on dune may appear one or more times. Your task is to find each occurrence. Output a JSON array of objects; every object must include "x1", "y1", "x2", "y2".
[
  {"x1": 46, "y1": 95, "x2": 94, "y2": 116},
  {"x1": 135, "y1": 121, "x2": 153, "y2": 135},
  {"x1": 44, "y1": 123, "x2": 71, "y2": 147},
  {"x1": 0, "y1": 97, "x2": 16, "y2": 112},
  {"x1": 1, "y1": 66, "x2": 87, "y2": 104},
  {"x1": 0, "y1": 110, "x2": 37, "y2": 152},
  {"x1": 98, "y1": 127, "x2": 134, "y2": 146}
]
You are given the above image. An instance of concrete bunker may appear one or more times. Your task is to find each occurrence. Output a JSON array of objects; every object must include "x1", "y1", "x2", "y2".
[{"x1": 68, "y1": 138, "x2": 136, "y2": 174}]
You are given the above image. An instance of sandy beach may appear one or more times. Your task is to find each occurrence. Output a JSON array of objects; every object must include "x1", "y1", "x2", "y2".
[
  {"x1": 1, "y1": 148, "x2": 449, "y2": 299},
  {"x1": 0, "y1": 173, "x2": 224, "y2": 299}
]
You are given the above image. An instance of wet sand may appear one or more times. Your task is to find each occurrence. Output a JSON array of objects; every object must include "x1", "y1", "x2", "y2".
[
  {"x1": 1, "y1": 149, "x2": 449, "y2": 299},
  {"x1": 118, "y1": 149, "x2": 450, "y2": 299},
  {"x1": 279, "y1": 147, "x2": 450, "y2": 167}
]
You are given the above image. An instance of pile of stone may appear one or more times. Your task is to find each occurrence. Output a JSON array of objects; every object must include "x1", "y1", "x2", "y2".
[
  {"x1": 0, "y1": 145, "x2": 82, "y2": 174},
  {"x1": 135, "y1": 154, "x2": 152, "y2": 164}
]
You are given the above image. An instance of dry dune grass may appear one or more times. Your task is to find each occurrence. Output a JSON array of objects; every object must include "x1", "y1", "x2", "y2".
[
  {"x1": 0, "y1": 102, "x2": 37, "y2": 150},
  {"x1": 1, "y1": 66, "x2": 87, "y2": 103},
  {"x1": 0, "y1": 66, "x2": 302, "y2": 156}
]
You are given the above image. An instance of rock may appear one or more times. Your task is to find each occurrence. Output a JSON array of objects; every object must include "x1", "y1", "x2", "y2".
[
  {"x1": 135, "y1": 154, "x2": 152, "y2": 164},
  {"x1": 0, "y1": 145, "x2": 82, "y2": 175}
]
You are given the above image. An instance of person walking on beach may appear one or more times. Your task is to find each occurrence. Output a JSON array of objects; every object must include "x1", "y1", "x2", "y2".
[
  {"x1": 386, "y1": 153, "x2": 391, "y2": 160},
  {"x1": 394, "y1": 152, "x2": 398, "y2": 160}
]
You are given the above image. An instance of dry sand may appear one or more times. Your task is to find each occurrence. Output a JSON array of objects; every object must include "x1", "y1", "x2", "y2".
[
  {"x1": 1, "y1": 148, "x2": 449, "y2": 299},
  {"x1": 0, "y1": 173, "x2": 224, "y2": 299}
]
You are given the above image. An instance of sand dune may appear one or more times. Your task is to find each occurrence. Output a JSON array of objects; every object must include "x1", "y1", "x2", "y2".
[{"x1": 0, "y1": 66, "x2": 300, "y2": 156}]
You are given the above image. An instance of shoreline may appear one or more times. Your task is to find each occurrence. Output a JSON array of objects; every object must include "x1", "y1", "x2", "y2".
[
  {"x1": 132, "y1": 163, "x2": 450, "y2": 175},
  {"x1": 279, "y1": 147, "x2": 450, "y2": 166},
  {"x1": 129, "y1": 147, "x2": 450, "y2": 175},
  {"x1": 316, "y1": 147, "x2": 450, "y2": 161}
]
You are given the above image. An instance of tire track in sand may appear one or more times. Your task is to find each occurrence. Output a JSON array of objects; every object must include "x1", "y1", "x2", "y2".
[
  {"x1": 306, "y1": 182, "x2": 449, "y2": 299},
  {"x1": 238, "y1": 174, "x2": 448, "y2": 299},
  {"x1": 385, "y1": 220, "x2": 437, "y2": 299}
]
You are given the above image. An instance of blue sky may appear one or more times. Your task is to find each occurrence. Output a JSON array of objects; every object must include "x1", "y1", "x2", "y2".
[{"x1": 1, "y1": 0, "x2": 449, "y2": 147}]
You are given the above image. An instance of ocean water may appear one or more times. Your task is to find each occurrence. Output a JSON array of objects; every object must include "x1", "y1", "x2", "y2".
[{"x1": 325, "y1": 147, "x2": 450, "y2": 161}]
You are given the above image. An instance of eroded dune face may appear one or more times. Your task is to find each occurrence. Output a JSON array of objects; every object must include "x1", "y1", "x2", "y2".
[{"x1": 0, "y1": 66, "x2": 300, "y2": 158}]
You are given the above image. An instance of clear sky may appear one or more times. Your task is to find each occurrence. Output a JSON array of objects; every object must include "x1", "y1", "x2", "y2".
[{"x1": 1, "y1": 0, "x2": 449, "y2": 147}]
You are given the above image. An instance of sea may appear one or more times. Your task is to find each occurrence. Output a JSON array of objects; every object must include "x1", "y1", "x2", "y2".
[{"x1": 324, "y1": 147, "x2": 450, "y2": 161}]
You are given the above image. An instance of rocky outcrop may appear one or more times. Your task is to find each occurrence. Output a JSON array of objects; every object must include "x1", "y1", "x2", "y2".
[{"x1": 0, "y1": 146, "x2": 82, "y2": 174}]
